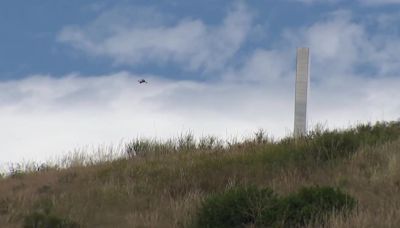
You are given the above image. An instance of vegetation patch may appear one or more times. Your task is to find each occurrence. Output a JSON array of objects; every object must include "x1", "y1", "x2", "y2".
[
  {"x1": 279, "y1": 186, "x2": 356, "y2": 227},
  {"x1": 196, "y1": 186, "x2": 279, "y2": 228},
  {"x1": 23, "y1": 211, "x2": 80, "y2": 228},
  {"x1": 195, "y1": 186, "x2": 356, "y2": 228},
  {"x1": 274, "y1": 121, "x2": 400, "y2": 163},
  {"x1": 23, "y1": 198, "x2": 80, "y2": 228},
  {"x1": 0, "y1": 121, "x2": 398, "y2": 227}
]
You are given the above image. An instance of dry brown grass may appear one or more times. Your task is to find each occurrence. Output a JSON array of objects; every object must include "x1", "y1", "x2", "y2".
[
  {"x1": 0, "y1": 124, "x2": 400, "y2": 227},
  {"x1": 322, "y1": 141, "x2": 400, "y2": 228}
]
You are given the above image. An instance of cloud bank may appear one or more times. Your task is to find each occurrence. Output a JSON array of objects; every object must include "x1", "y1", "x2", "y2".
[
  {"x1": 0, "y1": 72, "x2": 295, "y2": 165},
  {"x1": 2, "y1": 68, "x2": 400, "y2": 166},
  {"x1": 2, "y1": 3, "x2": 400, "y2": 167}
]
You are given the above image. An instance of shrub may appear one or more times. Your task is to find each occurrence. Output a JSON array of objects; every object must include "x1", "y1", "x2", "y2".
[
  {"x1": 24, "y1": 198, "x2": 80, "y2": 228},
  {"x1": 307, "y1": 130, "x2": 359, "y2": 160},
  {"x1": 23, "y1": 211, "x2": 80, "y2": 228},
  {"x1": 279, "y1": 186, "x2": 356, "y2": 227},
  {"x1": 356, "y1": 121, "x2": 400, "y2": 145},
  {"x1": 195, "y1": 186, "x2": 356, "y2": 228},
  {"x1": 195, "y1": 186, "x2": 279, "y2": 228},
  {"x1": 198, "y1": 136, "x2": 224, "y2": 150},
  {"x1": 177, "y1": 132, "x2": 197, "y2": 151},
  {"x1": 297, "y1": 121, "x2": 400, "y2": 161},
  {"x1": 125, "y1": 139, "x2": 152, "y2": 157}
]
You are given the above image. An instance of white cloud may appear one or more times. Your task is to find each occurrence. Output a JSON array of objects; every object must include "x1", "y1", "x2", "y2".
[
  {"x1": 1, "y1": 68, "x2": 400, "y2": 167},
  {"x1": 0, "y1": 72, "x2": 296, "y2": 166},
  {"x1": 303, "y1": 12, "x2": 370, "y2": 74},
  {"x1": 3, "y1": 43, "x2": 400, "y2": 166},
  {"x1": 223, "y1": 49, "x2": 294, "y2": 82},
  {"x1": 282, "y1": 10, "x2": 400, "y2": 78},
  {"x1": 58, "y1": 2, "x2": 252, "y2": 72},
  {"x1": 281, "y1": 10, "x2": 400, "y2": 127},
  {"x1": 3, "y1": 4, "x2": 400, "y2": 168}
]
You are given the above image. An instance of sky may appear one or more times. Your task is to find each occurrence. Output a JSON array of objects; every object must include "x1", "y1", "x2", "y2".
[{"x1": 1, "y1": 0, "x2": 400, "y2": 165}]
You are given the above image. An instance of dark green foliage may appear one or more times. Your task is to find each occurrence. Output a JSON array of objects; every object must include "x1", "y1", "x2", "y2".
[
  {"x1": 124, "y1": 121, "x2": 400, "y2": 164},
  {"x1": 125, "y1": 139, "x2": 153, "y2": 157},
  {"x1": 198, "y1": 136, "x2": 224, "y2": 150},
  {"x1": 293, "y1": 121, "x2": 400, "y2": 161},
  {"x1": 279, "y1": 186, "x2": 357, "y2": 227},
  {"x1": 307, "y1": 130, "x2": 360, "y2": 160},
  {"x1": 23, "y1": 212, "x2": 80, "y2": 228},
  {"x1": 9, "y1": 166, "x2": 25, "y2": 179},
  {"x1": 355, "y1": 121, "x2": 400, "y2": 144},
  {"x1": 195, "y1": 186, "x2": 356, "y2": 228},
  {"x1": 0, "y1": 198, "x2": 10, "y2": 215},
  {"x1": 196, "y1": 186, "x2": 279, "y2": 228},
  {"x1": 253, "y1": 129, "x2": 272, "y2": 145},
  {"x1": 24, "y1": 198, "x2": 80, "y2": 228},
  {"x1": 177, "y1": 132, "x2": 197, "y2": 151},
  {"x1": 125, "y1": 133, "x2": 198, "y2": 157}
]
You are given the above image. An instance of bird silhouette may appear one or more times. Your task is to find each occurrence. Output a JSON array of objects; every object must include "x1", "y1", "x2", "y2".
[{"x1": 138, "y1": 79, "x2": 148, "y2": 84}]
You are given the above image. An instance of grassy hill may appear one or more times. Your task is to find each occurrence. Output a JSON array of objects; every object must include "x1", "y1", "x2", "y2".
[{"x1": 1, "y1": 121, "x2": 400, "y2": 227}]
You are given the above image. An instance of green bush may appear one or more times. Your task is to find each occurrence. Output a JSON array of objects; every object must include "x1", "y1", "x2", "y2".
[
  {"x1": 196, "y1": 186, "x2": 279, "y2": 228},
  {"x1": 294, "y1": 121, "x2": 400, "y2": 161},
  {"x1": 307, "y1": 130, "x2": 359, "y2": 160},
  {"x1": 195, "y1": 186, "x2": 356, "y2": 228},
  {"x1": 355, "y1": 121, "x2": 400, "y2": 145},
  {"x1": 24, "y1": 198, "x2": 80, "y2": 228},
  {"x1": 23, "y1": 211, "x2": 80, "y2": 228},
  {"x1": 279, "y1": 186, "x2": 356, "y2": 227}
]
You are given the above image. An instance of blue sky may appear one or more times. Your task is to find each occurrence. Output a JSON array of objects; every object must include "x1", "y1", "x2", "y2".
[
  {"x1": 3, "y1": 0, "x2": 397, "y2": 79},
  {"x1": 1, "y1": 0, "x2": 400, "y2": 165}
]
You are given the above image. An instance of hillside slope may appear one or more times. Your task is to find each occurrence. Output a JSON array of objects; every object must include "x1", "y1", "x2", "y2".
[{"x1": 1, "y1": 122, "x2": 400, "y2": 227}]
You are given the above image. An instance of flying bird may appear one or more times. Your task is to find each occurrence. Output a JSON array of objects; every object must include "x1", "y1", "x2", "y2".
[{"x1": 138, "y1": 79, "x2": 148, "y2": 84}]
